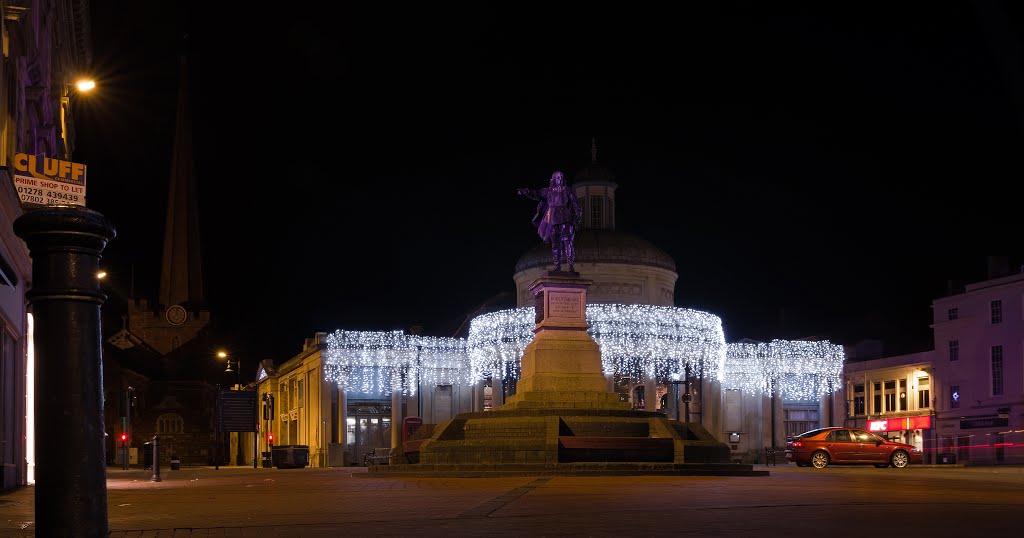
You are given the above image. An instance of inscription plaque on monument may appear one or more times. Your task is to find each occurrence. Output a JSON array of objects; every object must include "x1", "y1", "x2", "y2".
[{"x1": 548, "y1": 292, "x2": 582, "y2": 318}]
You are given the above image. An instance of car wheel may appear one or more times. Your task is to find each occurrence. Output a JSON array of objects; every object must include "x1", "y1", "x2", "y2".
[
  {"x1": 890, "y1": 450, "x2": 909, "y2": 468},
  {"x1": 874, "y1": 463, "x2": 889, "y2": 468},
  {"x1": 810, "y1": 451, "x2": 829, "y2": 469}
]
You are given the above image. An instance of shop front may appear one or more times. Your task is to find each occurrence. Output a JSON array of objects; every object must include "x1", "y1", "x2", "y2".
[{"x1": 865, "y1": 415, "x2": 932, "y2": 456}]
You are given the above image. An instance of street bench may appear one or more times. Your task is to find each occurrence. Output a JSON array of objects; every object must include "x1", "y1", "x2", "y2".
[
  {"x1": 764, "y1": 446, "x2": 781, "y2": 466},
  {"x1": 363, "y1": 447, "x2": 391, "y2": 466}
]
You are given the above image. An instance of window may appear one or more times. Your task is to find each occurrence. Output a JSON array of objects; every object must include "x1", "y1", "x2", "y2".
[
  {"x1": 156, "y1": 413, "x2": 184, "y2": 434},
  {"x1": 589, "y1": 195, "x2": 603, "y2": 228},
  {"x1": 950, "y1": 385, "x2": 960, "y2": 409},
  {"x1": 884, "y1": 380, "x2": 896, "y2": 412},
  {"x1": 949, "y1": 340, "x2": 959, "y2": 361},
  {"x1": 947, "y1": 307, "x2": 958, "y2": 320},
  {"x1": 827, "y1": 429, "x2": 852, "y2": 443},
  {"x1": 853, "y1": 384, "x2": 865, "y2": 415},
  {"x1": 918, "y1": 376, "x2": 930, "y2": 409},
  {"x1": 991, "y1": 300, "x2": 1003, "y2": 324},
  {"x1": 992, "y1": 345, "x2": 1003, "y2": 396},
  {"x1": 784, "y1": 407, "x2": 819, "y2": 438}
]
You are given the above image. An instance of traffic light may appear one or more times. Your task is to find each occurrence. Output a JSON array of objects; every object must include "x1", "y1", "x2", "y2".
[
  {"x1": 119, "y1": 433, "x2": 127, "y2": 444},
  {"x1": 267, "y1": 432, "x2": 274, "y2": 444}
]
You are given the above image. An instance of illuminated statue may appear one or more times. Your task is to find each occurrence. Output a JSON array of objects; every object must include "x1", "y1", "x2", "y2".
[{"x1": 517, "y1": 170, "x2": 583, "y2": 272}]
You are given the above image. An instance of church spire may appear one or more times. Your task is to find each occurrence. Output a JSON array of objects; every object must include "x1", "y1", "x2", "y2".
[{"x1": 158, "y1": 54, "x2": 204, "y2": 309}]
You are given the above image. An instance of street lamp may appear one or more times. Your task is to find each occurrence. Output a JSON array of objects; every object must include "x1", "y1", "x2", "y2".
[{"x1": 219, "y1": 350, "x2": 241, "y2": 386}]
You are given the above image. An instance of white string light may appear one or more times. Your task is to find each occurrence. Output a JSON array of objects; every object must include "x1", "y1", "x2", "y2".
[
  {"x1": 723, "y1": 340, "x2": 844, "y2": 399},
  {"x1": 467, "y1": 304, "x2": 727, "y2": 384},
  {"x1": 322, "y1": 308, "x2": 843, "y2": 399},
  {"x1": 322, "y1": 331, "x2": 468, "y2": 396}
]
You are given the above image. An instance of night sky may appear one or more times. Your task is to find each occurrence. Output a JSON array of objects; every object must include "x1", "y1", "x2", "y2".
[{"x1": 73, "y1": 2, "x2": 1023, "y2": 366}]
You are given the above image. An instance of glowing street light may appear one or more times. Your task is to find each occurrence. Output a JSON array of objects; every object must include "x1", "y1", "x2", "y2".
[{"x1": 75, "y1": 79, "x2": 96, "y2": 92}]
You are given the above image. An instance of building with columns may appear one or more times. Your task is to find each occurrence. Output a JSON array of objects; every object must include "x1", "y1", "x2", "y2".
[{"x1": 244, "y1": 144, "x2": 846, "y2": 467}]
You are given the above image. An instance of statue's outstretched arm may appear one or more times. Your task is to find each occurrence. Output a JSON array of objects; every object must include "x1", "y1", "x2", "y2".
[{"x1": 517, "y1": 187, "x2": 542, "y2": 201}]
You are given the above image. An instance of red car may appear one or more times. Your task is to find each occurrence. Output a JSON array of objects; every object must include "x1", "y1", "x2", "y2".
[{"x1": 785, "y1": 427, "x2": 923, "y2": 469}]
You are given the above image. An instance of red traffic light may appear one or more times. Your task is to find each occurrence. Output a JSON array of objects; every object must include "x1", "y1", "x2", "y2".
[
  {"x1": 119, "y1": 433, "x2": 127, "y2": 442},
  {"x1": 267, "y1": 433, "x2": 274, "y2": 443}
]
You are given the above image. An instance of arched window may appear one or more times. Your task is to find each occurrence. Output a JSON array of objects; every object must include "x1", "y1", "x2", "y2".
[{"x1": 156, "y1": 413, "x2": 184, "y2": 434}]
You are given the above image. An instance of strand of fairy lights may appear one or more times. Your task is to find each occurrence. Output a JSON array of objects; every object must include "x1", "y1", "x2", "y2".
[
  {"x1": 322, "y1": 309, "x2": 843, "y2": 399},
  {"x1": 467, "y1": 304, "x2": 727, "y2": 384},
  {"x1": 723, "y1": 340, "x2": 844, "y2": 399},
  {"x1": 322, "y1": 331, "x2": 468, "y2": 396}
]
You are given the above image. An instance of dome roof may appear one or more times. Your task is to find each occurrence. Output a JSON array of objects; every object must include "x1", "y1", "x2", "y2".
[
  {"x1": 514, "y1": 228, "x2": 677, "y2": 273},
  {"x1": 573, "y1": 161, "x2": 617, "y2": 186}
]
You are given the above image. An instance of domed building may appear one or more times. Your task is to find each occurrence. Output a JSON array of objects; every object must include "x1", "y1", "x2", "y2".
[{"x1": 243, "y1": 142, "x2": 845, "y2": 469}]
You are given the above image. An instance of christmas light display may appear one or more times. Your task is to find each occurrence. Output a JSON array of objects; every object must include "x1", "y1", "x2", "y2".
[
  {"x1": 723, "y1": 340, "x2": 844, "y2": 399},
  {"x1": 467, "y1": 304, "x2": 727, "y2": 383},
  {"x1": 322, "y1": 307, "x2": 843, "y2": 400},
  {"x1": 322, "y1": 330, "x2": 468, "y2": 396}
]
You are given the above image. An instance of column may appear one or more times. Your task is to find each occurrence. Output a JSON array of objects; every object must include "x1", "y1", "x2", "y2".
[
  {"x1": 493, "y1": 368, "x2": 505, "y2": 408},
  {"x1": 645, "y1": 377, "x2": 658, "y2": 412},
  {"x1": 15, "y1": 207, "x2": 116, "y2": 536},
  {"x1": 391, "y1": 389, "x2": 402, "y2": 450}
]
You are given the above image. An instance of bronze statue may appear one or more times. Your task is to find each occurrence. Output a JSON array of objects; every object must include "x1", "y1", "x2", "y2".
[{"x1": 518, "y1": 171, "x2": 582, "y2": 272}]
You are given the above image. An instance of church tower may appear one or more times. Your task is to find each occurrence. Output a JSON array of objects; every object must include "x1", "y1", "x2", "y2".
[{"x1": 111, "y1": 54, "x2": 210, "y2": 355}]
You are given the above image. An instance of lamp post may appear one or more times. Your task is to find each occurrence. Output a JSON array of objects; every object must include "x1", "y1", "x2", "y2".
[{"x1": 219, "y1": 350, "x2": 241, "y2": 387}]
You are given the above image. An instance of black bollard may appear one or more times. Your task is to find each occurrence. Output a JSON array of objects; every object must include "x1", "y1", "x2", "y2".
[
  {"x1": 151, "y1": 435, "x2": 161, "y2": 482},
  {"x1": 14, "y1": 206, "x2": 116, "y2": 537}
]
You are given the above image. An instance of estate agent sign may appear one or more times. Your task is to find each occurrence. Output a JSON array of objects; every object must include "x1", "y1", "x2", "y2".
[{"x1": 12, "y1": 152, "x2": 87, "y2": 207}]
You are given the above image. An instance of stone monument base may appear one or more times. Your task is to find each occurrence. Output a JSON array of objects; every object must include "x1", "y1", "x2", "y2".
[
  {"x1": 368, "y1": 409, "x2": 766, "y2": 477},
  {"x1": 367, "y1": 271, "x2": 766, "y2": 477}
]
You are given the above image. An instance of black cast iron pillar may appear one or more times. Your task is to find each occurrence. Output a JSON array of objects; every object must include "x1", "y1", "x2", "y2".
[{"x1": 14, "y1": 206, "x2": 116, "y2": 537}]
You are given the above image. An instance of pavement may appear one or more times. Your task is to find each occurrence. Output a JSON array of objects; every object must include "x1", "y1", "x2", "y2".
[{"x1": 2, "y1": 463, "x2": 1024, "y2": 537}]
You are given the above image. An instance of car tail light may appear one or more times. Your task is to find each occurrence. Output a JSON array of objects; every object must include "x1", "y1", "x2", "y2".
[{"x1": 790, "y1": 441, "x2": 803, "y2": 448}]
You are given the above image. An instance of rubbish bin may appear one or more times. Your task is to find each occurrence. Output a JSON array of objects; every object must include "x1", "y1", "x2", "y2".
[
  {"x1": 142, "y1": 442, "x2": 153, "y2": 470},
  {"x1": 271, "y1": 445, "x2": 310, "y2": 469},
  {"x1": 261, "y1": 451, "x2": 273, "y2": 468},
  {"x1": 170, "y1": 454, "x2": 181, "y2": 470}
]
